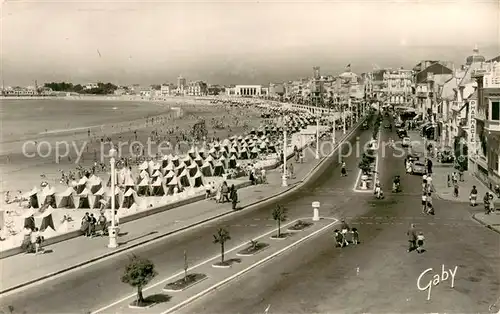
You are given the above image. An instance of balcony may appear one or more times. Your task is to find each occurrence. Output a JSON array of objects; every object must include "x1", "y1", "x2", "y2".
[{"x1": 485, "y1": 119, "x2": 500, "y2": 133}]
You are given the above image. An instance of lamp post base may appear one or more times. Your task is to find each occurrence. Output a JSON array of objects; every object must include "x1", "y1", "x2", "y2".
[{"x1": 107, "y1": 226, "x2": 119, "y2": 248}]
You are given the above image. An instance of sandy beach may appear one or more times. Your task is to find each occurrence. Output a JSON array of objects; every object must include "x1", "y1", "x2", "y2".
[{"x1": 0, "y1": 97, "x2": 264, "y2": 194}]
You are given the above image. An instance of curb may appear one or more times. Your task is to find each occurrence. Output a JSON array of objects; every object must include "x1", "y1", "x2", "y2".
[
  {"x1": 471, "y1": 213, "x2": 500, "y2": 235},
  {"x1": 0, "y1": 117, "x2": 365, "y2": 295}
]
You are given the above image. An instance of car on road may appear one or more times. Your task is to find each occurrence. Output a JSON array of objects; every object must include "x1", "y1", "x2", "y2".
[
  {"x1": 384, "y1": 123, "x2": 392, "y2": 129},
  {"x1": 411, "y1": 161, "x2": 426, "y2": 175},
  {"x1": 402, "y1": 137, "x2": 411, "y2": 148},
  {"x1": 361, "y1": 122, "x2": 369, "y2": 130},
  {"x1": 397, "y1": 128, "x2": 408, "y2": 138}
]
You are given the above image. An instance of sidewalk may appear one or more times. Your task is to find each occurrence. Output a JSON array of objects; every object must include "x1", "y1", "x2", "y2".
[
  {"x1": 473, "y1": 213, "x2": 500, "y2": 234},
  {"x1": 407, "y1": 131, "x2": 496, "y2": 204},
  {"x1": 0, "y1": 127, "x2": 350, "y2": 294}
]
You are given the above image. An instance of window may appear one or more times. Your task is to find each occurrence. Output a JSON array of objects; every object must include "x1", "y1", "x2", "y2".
[{"x1": 492, "y1": 101, "x2": 500, "y2": 121}]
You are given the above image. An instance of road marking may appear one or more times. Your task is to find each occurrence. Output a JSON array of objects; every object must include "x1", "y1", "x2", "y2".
[
  {"x1": 160, "y1": 217, "x2": 340, "y2": 314},
  {"x1": 249, "y1": 224, "x2": 258, "y2": 227},
  {"x1": 91, "y1": 218, "x2": 313, "y2": 314}
]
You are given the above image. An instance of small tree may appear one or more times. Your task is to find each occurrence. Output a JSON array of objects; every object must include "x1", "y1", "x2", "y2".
[
  {"x1": 272, "y1": 204, "x2": 287, "y2": 237},
  {"x1": 121, "y1": 255, "x2": 158, "y2": 306},
  {"x1": 213, "y1": 228, "x2": 231, "y2": 263},
  {"x1": 183, "y1": 250, "x2": 188, "y2": 282}
]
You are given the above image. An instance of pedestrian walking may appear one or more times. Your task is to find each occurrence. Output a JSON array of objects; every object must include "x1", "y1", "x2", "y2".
[
  {"x1": 421, "y1": 192, "x2": 427, "y2": 214},
  {"x1": 407, "y1": 223, "x2": 417, "y2": 252},
  {"x1": 426, "y1": 193, "x2": 434, "y2": 215},
  {"x1": 469, "y1": 185, "x2": 478, "y2": 207},
  {"x1": 416, "y1": 232, "x2": 425, "y2": 253},
  {"x1": 230, "y1": 185, "x2": 238, "y2": 210},
  {"x1": 289, "y1": 163, "x2": 295, "y2": 179},
  {"x1": 453, "y1": 182, "x2": 459, "y2": 198}
]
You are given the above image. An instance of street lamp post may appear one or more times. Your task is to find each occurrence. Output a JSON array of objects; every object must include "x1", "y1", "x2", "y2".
[
  {"x1": 343, "y1": 102, "x2": 347, "y2": 134},
  {"x1": 332, "y1": 112, "x2": 336, "y2": 145},
  {"x1": 315, "y1": 115, "x2": 320, "y2": 159},
  {"x1": 282, "y1": 127, "x2": 288, "y2": 187},
  {"x1": 108, "y1": 148, "x2": 118, "y2": 249}
]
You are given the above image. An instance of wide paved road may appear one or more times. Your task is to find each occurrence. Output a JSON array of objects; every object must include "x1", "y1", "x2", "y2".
[
  {"x1": 0, "y1": 124, "x2": 370, "y2": 314},
  {"x1": 179, "y1": 120, "x2": 500, "y2": 314}
]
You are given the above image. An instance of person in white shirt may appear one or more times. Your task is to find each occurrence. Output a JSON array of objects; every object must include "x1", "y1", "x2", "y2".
[
  {"x1": 421, "y1": 193, "x2": 427, "y2": 214},
  {"x1": 260, "y1": 168, "x2": 267, "y2": 183}
]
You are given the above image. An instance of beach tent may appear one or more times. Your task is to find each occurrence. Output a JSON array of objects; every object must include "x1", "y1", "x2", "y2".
[
  {"x1": 171, "y1": 155, "x2": 180, "y2": 167},
  {"x1": 175, "y1": 162, "x2": 186, "y2": 176},
  {"x1": 208, "y1": 147, "x2": 217, "y2": 157},
  {"x1": 121, "y1": 189, "x2": 139, "y2": 209},
  {"x1": 23, "y1": 208, "x2": 36, "y2": 230},
  {"x1": 77, "y1": 188, "x2": 92, "y2": 209},
  {"x1": 166, "y1": 176, "x2": 179, "y2": 195},
  {"x1": 57, "y1": 187, "x2": 76, "y2": 208},
  {"x1": 161, "y1": 156, "x2": 170, "y2": 168},
  {"x1": 189, "y1": 170, "x2": 204, "y2": 188},
  {"x1": 151, "y1": 177, "x2": 166, "y2": 196},
  {"x1": 198, "y1": 148, "x2": 206, "y2": 159},
  {"x1": 178, "y1": 169, "x2": 191, "y2": 188},
  {"x1": 165, "y1": 171, "x2": 175, "y2": 185},
  {"x1": 188, "y1": 147, "x2": 197, "y2": 159},
  {"x1": 147, "y1": 160, "x2": 156, "y2": 174},
  {"x1": 218, "y1": 156, "x2": 227, "y2": 169},
  {"x1": 250, "y1": 146, "x2": 260, "y2": 159},
  {"x1": 240, "y1": 148, "x2": 249, "y2": 159},
  {"x1": 200, "y1": 162, "x2": 213, "y2": 177},
  {"x1": 194, "y1": 155, "x2": 204, "y2": 167},
  {"x1": 162, "y1": 162, "x2": 174, "y2": 175},
  {"x1": 187, "y1": 163, "x2": 198, "y2": 177},
  {"x1": 229, "y1": 148, "x2": 238, "y2": 158},
  {"x1": 137, "y1": 177, "x2": 150, "y2": 196},
  {"x1": 41, "y1": 187, "x2": 57, "y2": 208},
  {"x1": 182, "y1": 156, "x2": 192, "y2": 167},
  {"x1": 228, "y1": 155, "x2": 237, "y2": 169},
  {"x1": 23, "y1": 187, "x2": 40, "y2": 209},
  {"x1": 205, "y1": 155, "x2": 215, "y2": 165},
  {"x1": 92, "y1": 187, "x2": 105, "y2": 209},
  {"x1": 139, "y1": 169, "x2": 149, "y2": 179},
  {"x1": 138, "y1": 161, "x2": 148, "y2": 170},
  {"x1": 36, "y1": 206, "x2": 55, "y2": 232},
  {"x1": 89, "y1": 176, "x2": 102, "y2": 194},
  {"x1": 75, "y1": 177, "x2": 87, "y2": 194},
  {"x1": 123, "y1": 175, "x2": 135, "y2": 192},
  {"x1": 213, "y1": 161, "x2": 225, "y2": 176},
  {"x1": 103, "y1": 188, "x2": 121, "y2": 210},
  {"x1": 152, "y1": 170, "x2": 161, "y2": 178}
]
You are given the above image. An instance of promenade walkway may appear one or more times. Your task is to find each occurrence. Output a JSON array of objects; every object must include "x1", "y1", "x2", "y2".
[{"x1": 0, "y1": 128, "x2": 352, "y2": 294}]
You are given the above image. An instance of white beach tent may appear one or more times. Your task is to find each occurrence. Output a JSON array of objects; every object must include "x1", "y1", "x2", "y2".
[
  {"x1": 77, "y1": 188, "x2": 92, "y2": 209},
  {"x1": 167, "y1": 176, "x2": 179, "y2": 195},
  {"x1": 75, "y1": 177, "x2": 88, "y2": 194},
  {"x1": 182, "y1": 155, "x2": 192, "y2": 166},
  {"x1": 189, "y1": 170, "x2": 204, "y2": 188},
  {"x1": 41, "y1": 186, "x2": 57, "y2": 208},
  {"x1": 137, "y1": 177, "x2": 150, "y2": 196},
  {"x1": 138, "y1": 161, "x2": 149, "y2": 170},
  {"x1": 57, "y1": 187, "x2": 76, "y2": 208},
  {"x1": 213, "y1": 161, "x2": 225, "y2": 176},
  {"x1": 198, "y1": 148, "x2": 206, "y2": 159},
  {"x1": 89, "y1": 176, "x2": 103, "y2": 194},
  {"x1": 164, "y1": 171, "x2": 175, "y2": 185},
  {"x1": 23, "y1": 187, "x2": 40, "y2": 208},
  {"x1": 171, "y1": 155, "x2": 180, "y2": 167},
  {"x1": 103, "y1": 188, "x2": 121, "y2": 210},
  {"x1": 22, "y1": 207, "x2": 36, "y2": 230},
  {"x1": 36, "y1": 206, "x2": 55, "y2": 232},
  {"x1": 188, "y1": 147, "x2": 197, "y2": 159},
  {"x1": 123, "y1": 174, "x2": 136, "y2": 192},
  {"x1": 162, "y1": 162, "x2": 174, "y2": 175},
  {"x1": 194, "y1": 155, "x2": 203, "y2": 166},
  {"x1": 228, "y1": 155, "x2": 237, "y2": 168},
  {"x1": 187, "y1": 162, "x2": 198, "y2": 177},
  {"x1": 175, "y1": 162, "x2": 186, "y2": 176},
  {"x1": 205, "y1": 155, "x2": 215, "y2": 165},
  {"x1": 200, "y1": 161, "x2": 213, "y2": 177},
  {"x1": 92, "y1": 187, "x2": 105, "y2": 209},
  {"x1": 121, "y1": 188, "x2": 139, "y2": 209},
  {"x1": 178, "y1": 169, "x2": 191, "y2": 188},
  {"x1": 151, "y1": 177, "x2": 166, "y2": 196}
]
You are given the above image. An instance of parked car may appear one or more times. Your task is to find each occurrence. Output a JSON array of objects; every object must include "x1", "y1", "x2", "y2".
[
  {"x1": 406, "y1": 153, "x2": 420, "y2": 162},
  {"x1": 397, "y1": 128, "x2": 408, "y2": 138},
  {"x1": 402, "y1": 137, "x2": 411, "y2": 148},
  {"x1": 411, "y1": 161, "x2": 426, "y2": 175},
  {"x1": 437, "y1": 150, "x2": 454, "y2": 163},
  {"x1": 361, "y1": 122, "x2": 369, "y2": 130}
]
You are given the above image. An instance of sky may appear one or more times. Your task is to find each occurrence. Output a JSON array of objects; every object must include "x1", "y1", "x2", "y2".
[{"x1": 1, "y1": 0, "x2": 499, "y2": 86}]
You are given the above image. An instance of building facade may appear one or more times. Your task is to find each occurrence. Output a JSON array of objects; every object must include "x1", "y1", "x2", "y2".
[
  {"x1": 226, "y1": 85, "x2": 265, "y2": 97},
  {"x1": 383, "y1": 69, "x2": 413, "y2": 105},
  {"x1": 186, "y1": 81, "x2": 208, "y2": 96}
]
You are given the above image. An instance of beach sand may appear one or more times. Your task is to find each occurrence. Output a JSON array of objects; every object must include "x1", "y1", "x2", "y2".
[{"x1": 0, "y1": 99, "x2": 265, "y2": 194}]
